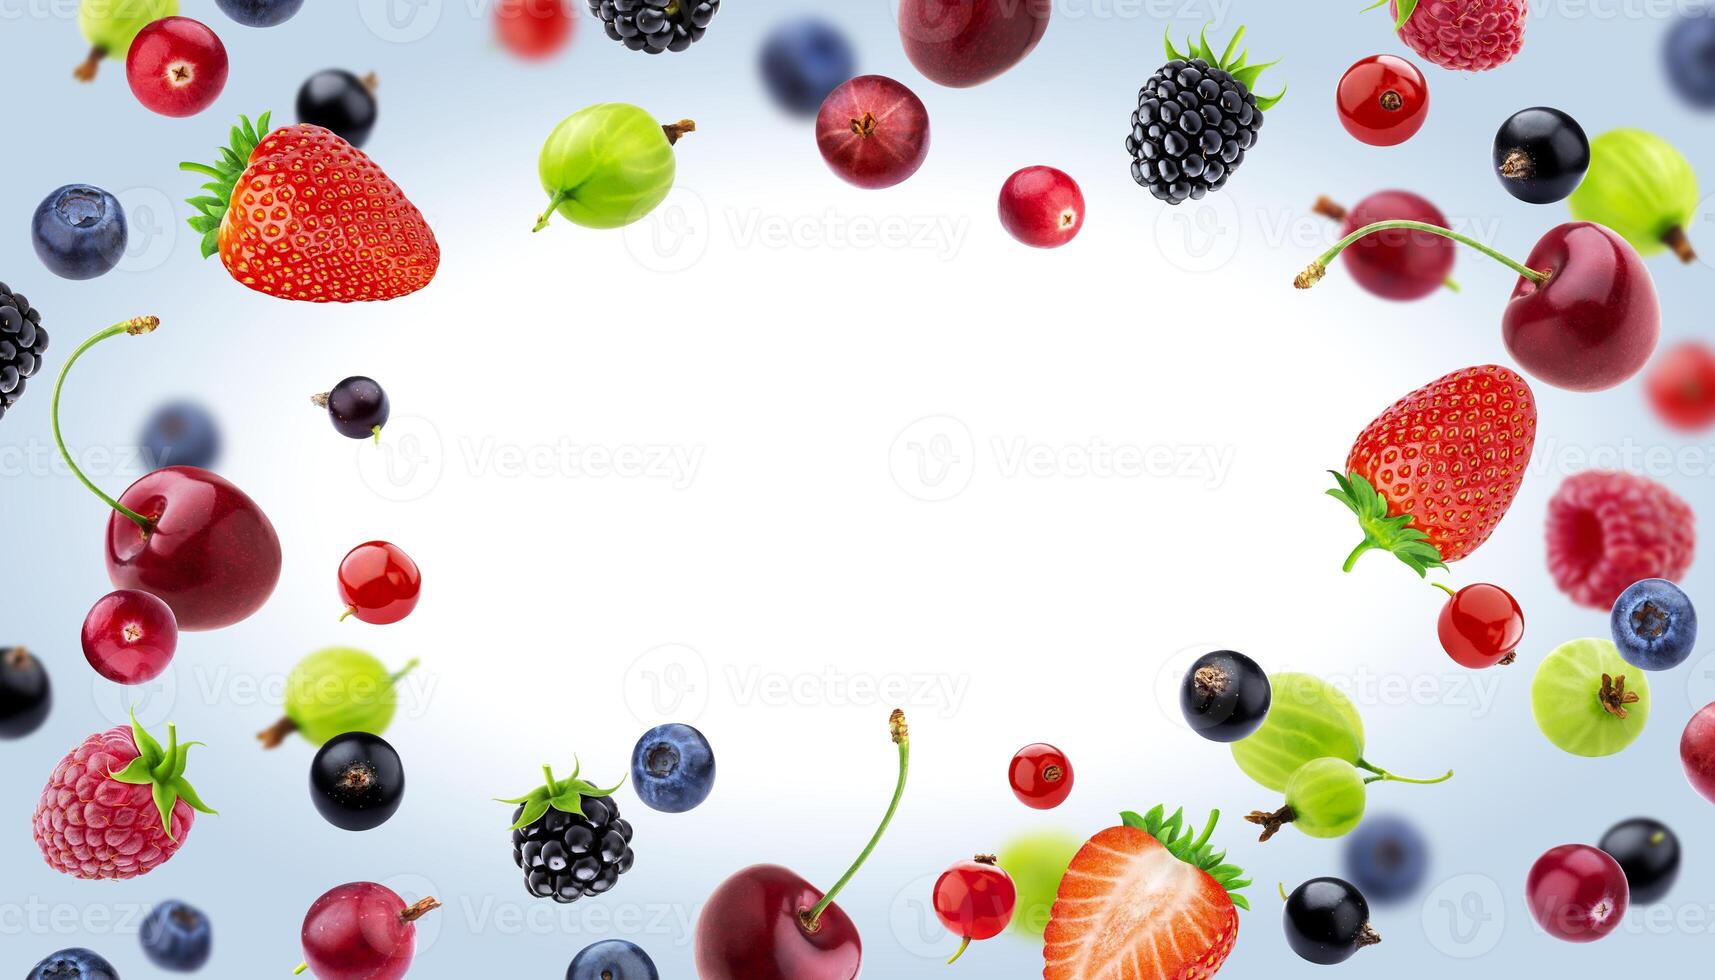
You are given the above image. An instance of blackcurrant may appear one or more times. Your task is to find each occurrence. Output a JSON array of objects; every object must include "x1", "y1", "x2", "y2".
[
  {"x1": 315, "y1": 376, "x2": 390, "y2": 441},
  {"x1": 310, "y1": 732, "x2": 405, "y2": 831},
  {"x1": 297, "y1": 70, "x2": 379, "y2": 148},
  {"x1": 1494, "y1": 107, "x2": 1590, "y2": 205},
  {"x1": 1283, "y1": 877, "x2": 1380, "y2": 965},
  {"x1": 1598, "y1": 817, "x2": 1680, "y2": 904},
  {"x1": 1179, "y1": 650, "x2": 1271, "y2": 742},
  {"x1": 0, "y1": 646, "x2": 51, "y2": 739}
]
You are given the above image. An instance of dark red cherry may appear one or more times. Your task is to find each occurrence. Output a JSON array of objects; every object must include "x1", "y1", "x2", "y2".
[
  {"x1": 1503, "y1": 222, "x2": 1661, "y2": 393},
  {"x1": 1314, "y1": 192, "x2": 1454, "y2": 302}
]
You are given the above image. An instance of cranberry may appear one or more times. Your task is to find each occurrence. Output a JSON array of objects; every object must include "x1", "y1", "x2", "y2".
[
  {"x1": 125, "y1": 17, "x2": 229, "y2": 118},
  {"x1": 998, "y1": 166, "x2": 1084, "y2": 249},
  {"x1": 1680, "y1": 702, "x2": 1715, "y2": 804},
  {"x1": 1526, "y1": 844, "x2": 1628, "y2": 943},
  {"x1": 81, "y1": 590, "x2": 178, "y2": 684}
]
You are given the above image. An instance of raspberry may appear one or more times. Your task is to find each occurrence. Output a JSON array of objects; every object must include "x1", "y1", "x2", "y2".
[
  {"x1": 1546, "y1": 471, "x2": 1695, "y2": 609},
  {"x1": 1388, "y1": 0, "x2": 1526, "y2": 73}
]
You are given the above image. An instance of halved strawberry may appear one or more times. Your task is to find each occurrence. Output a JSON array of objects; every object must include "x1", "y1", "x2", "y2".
[{"x1": 1045, "y1": 805, "x2": 1249, "y2": 980}]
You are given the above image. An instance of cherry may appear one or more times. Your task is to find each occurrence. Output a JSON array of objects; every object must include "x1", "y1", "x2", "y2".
[
  {"x1": 54, "y1": 318, "x2": 281, "y2": 632},
  {"x1": 338, "y1": 542, "x2": 421, "y2": 625},
  {"x1": 694, "y1": 711, "x2": 910, "y2": 980},
  {"x1": 82, "y1": 589, "x2": 178, "y2": 684},
  {"x1": 1646, "y1": 341, "x2": 1715, "y2": 432},
  {"x1": 1433, "y1": 582, "x2": 1524, "y2": 670},
  {"x1": 1314, "y1": 192, "x2": 1455, "y2": 301},
  {"x1": 495, "y1": 0, "x2": 575, "y2": 60},
  {"x1": 816, "y1": 75, "x2": 931, "y2": 190},
  {"x1": 1299, "y1": 221, "x2": 1660, "y2": 392},
  {"x1": 1008, "y1": 743, "x2": 1072, "y2": 810},
  {"x1": 1526, "y1": 844, "x2": 1628, "y2": 943},
  {"x1": 932, "y1": 854, "x2": 1016, "y2": 964},
  {"x1": 1680, "y1": 701, "x2": 1715, "y2": 804},
  {"x1": 997, "y1": 166, "x2": 1084, "y2": 249},
  {"x1": 297, "y1": 882, "x2": 439, "y2": 980},
  {"x1": 125, "y1": 17, "x2": 229, "y2": 118},
  {"x1": 1336, "y1": 55, "x2": 1429, "y2": 147},
  {"x1": 898, "y1": 0, "x2": 1050, "y2": 88}
]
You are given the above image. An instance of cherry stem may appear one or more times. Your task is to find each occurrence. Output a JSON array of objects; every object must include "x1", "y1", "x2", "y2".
[
  {"x1": 803, "y1": 710, "x2": 910, "y2": 931},
  {"x1": 1357, "y1": 760, "x2": 1453, "y2": 785},
  {"x1": 51, "y1": 318, "x2": 162, "y2": 534},
  {"x1": 1297, "y1": 220, "x2": 1550, "y2": 289},
  {"x1": 947, "y1": 936, "x2": 972, "y2": 965}
]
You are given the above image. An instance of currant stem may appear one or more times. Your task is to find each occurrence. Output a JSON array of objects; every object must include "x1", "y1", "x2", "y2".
[
  {"x1": 947, "y1": 937, "x2": 972, "y2": 965},
  {"x1": 1429, "y1": 581, "x2": 1456, "y2": 598},
  {"x1": 1298, "y1": 220, "x2": 1550, "y2": 289},
  {"x1": 804, "y1": 710, "x2": 910, "y2": 930},
  {"x1": 52, "y1": 318, "x2": 161, "y2": 533},
  {"x1": 339, "y1": 606, "x2": 357, "y2": 622}
]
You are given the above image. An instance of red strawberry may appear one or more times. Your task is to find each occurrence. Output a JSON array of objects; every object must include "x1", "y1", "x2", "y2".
[
  {"x1": 33, "y1": 713, "x2": 216, "y2": 881},
  {"x1": 1372, "y1": 0, "x2": 1527, "y2": 73},
  {"x1": 1331, "y1": 365, "x2": 1537, "y2": 576},
  {"x1": 182, "y1": 112, "x2": 439, "y2": 303},
  {"x1": 1045, "y1": 806, "x2": 1249, "y2": 980}
]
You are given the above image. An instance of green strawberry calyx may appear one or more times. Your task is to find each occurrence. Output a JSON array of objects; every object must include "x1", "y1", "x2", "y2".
[
  {"x1": 1120, "y1": 805, "x2": 1251, "y2": 910},
  {"x1": 179, "y1": 112, "x2": 274, "y2": 260},
  {"x1": 496, "y1": 757, "x2": 624, "y2": 830},
  {"x1": 1360, "y1": 0, "x2": 1420, "y2": 32},
  {"x1": 1165, "y1": 25, "x2": 1285, "y2": 112},
  {"x1": 1327, "y1": 470, "x2": 1448, "y2": 578},
  {"x1": 108, "y1": 710, "x2": 218, "y2": 839}
]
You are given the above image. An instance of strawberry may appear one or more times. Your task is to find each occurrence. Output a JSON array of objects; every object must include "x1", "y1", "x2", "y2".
[
  {"x1": 181, "y1": 112, "x2": 439, "y2": 303},
  {"x1": 33, "y1": 713, "x2": 216, "y2": 881},
  {"x1": 1330, "y1": 365, "x2": 1536, "y2": 576},
  {"x1": 1045, "y1": 805, "x2": 1249, "y2": 980}
]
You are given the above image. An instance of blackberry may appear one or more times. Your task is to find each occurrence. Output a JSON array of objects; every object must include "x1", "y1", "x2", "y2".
[
  {"x1": 0, "y1": 283, "x2": 47, "y2": 423},
  {"x1": 503, "y1": 761, "x2": 635, "y2": 904},
  {"x1": 590, "y1": 0, "x2": 719, "y2": 54},
  {"x1": 1126, "y1": 28, "x2": 1283, "y2": 206}
]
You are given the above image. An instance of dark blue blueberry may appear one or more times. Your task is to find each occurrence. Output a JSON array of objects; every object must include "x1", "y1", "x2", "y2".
[
  {"x1": 567, "y1": 939, "x2": 658, "y2": 980},
  {"x1": 1342, "y1": 815, "x2": 1429, "y2": 903},
  {"x1": 27, "y1": 948, "x2": 119, "y2": 980},
  {"x1": 140, "y1": 901, "x2": 212, "y2": 971},
  {"x1": 140, "y1": 401, "x2": 222, "y2": 471},
  {"x1": 630, "y1": 722, "x2": 714, "y2": 813},
  {"x1": 32, "y1": 185, "x2": 127, "y2": 281},
  {"x1": 1666, "y1": 8, "x2": 1715, "y2": 108},
  {"x1": 759, "y1": 18, "x2": 857, "y2": 116},
  {"x1": 1611, "y1": 578, "x2": 1697, "y2": 671},
  {"x1": 214, "y1": 0, "x2": 304, "y2": 27}
]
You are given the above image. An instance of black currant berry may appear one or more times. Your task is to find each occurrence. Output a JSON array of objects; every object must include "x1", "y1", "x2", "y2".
[
  {"x1": 0, "y1": 646, "x2": 51, "y2": 739},
  {"x1": 1494, "y1": 107, "x2": 1590, "y2": 205},
  {"x1": 1283, "y1": 877, "x2": 1380, "y2": 965},
  {"x1": 297, "y1": 70, "x2": 379, "y2": 148},
  {"x1": 310, "y1": 732, "x2": 405, "y2": 831},
  {"x1": 1599, "y1": 817, "x2": 1680, "y2": 904},
  {"x1": 1179, "y1": 650, "x2": 1271, "y2": 742},
  {"x1": 314, "y1": 376, "x2": 390, "y2": 441}
]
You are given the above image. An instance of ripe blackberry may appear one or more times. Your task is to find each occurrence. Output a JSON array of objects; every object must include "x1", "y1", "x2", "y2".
[
  {"x1": 0, "y1": 283, "x2": 48, "y2": 423},
  {"x1": 503, "y1": 761, "x2": 635, "y2": 904},
  {"x1": 1126, "y1": 28, "x2": 1283, "y2": 206},
  {"x1": 590, "y1": 0, "x2": 719, "y2": 54}
]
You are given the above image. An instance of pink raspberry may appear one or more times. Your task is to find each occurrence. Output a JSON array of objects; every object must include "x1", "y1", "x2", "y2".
[
  {"x1": 1388, "y1": 0, "x2": 1527, "y2": 73},
  {"x1": 33, "y1": 718, "x2": 214, "y2": 880},
  {"x1": 1546, "y1": 471, "x2": 1695, "y2": 610}
]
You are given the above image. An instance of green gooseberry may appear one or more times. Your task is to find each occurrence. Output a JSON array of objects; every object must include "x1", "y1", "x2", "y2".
[
  {"x1": 1247, "y1": 756, "x2": 1453, "y2": 843},
  {"x1": 77, "y1": 0, "x2": 178, "y2": 80},
  {"x1": 1531, "y1": 638, "x2": 1651, "y2": 758},
  {"x1": 996, "y1": 829, "x2": 1083, "y2": 938},
  {"x1": 1568, "y1": 129, "x2": 1700, "y2": 263},
  {"x1": 258, "y1": 647, "x2": 419, "y2": 749},
  {"x1": 1230, "y1": 672, "x2": 1366, "y2": 792},
  {"x1": 534, "y1": 104, "x2": 696, "y2": 232}
]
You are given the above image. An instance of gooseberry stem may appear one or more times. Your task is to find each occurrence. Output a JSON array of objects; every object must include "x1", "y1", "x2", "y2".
[
  {"x1": 1296, "y1": 220, "x2": 1550, "y2": 290},
  {"x1": 532, "y1": 190, "x2": 569, "y2": 233},
  {"x1": 52, "y1": 317, "x2": 161, "y2": 534},
  {"x1": 803, "y1": 709, "x2": 910, "y2": 931},
  {"x1": 1357, "y1": 761, "x2": 1453, "y2": 785}
]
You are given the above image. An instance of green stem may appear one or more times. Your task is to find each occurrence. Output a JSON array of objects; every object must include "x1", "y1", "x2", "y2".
[
  {"x1": 1300, "y1": 220, "x2": 1550, "y2": 288},
  {"x1": 52, "y1": 318, "x2": 160, "y2": 533},
  {"x1": 1429, "y1": 581, "x2": 1456, "y2": 598},
  {"x1": 1341, "y1": 541, "x2": 1373, "y2": 574},
  {"x1": 947, "y1": 936, "x2": 972, "y2": 965},
  {"x1": 533, "y1": 189, "x2": 570, "y2": 233},
  {"x1": 804, "y1": 711, "x2": 911, "y2": 930},
  {"x1": 1357, "y1": 760, "x2": 1453, "y2": 785},
  {"x1": 388, "y1": 659, "x2": 421, "y2": 686},
  {"x1": 293, "y1": 963, "x2": 307, "y2": 975}
]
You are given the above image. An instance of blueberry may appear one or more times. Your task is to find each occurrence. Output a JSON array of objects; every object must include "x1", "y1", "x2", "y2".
[
  {"x1": 1599, "y1": 817, "x2": 1681, "y2": 904},
  {"x1": 568, "y1": 939, "x2": 658, "y2": 980},
  {"x1": 1610, "y1": 578, "x2": 1697, "y2": 671},
  {"x1": 32, "y1": 185, "x2": 127, "y2": 280},
  {"x1": 1342, "y1": 815, "x2": 1429, "y2": 903},
  {"x1": 141, "y1": 901, "x2": 212, "y2": 971},
  {"x1": 630, "y1": 723, "x2": 715, "y2": 813},
  {"x1": 1666, "y1": 8, "x2": 1715, "y2": 108},
  {"x1": 140, "y1": 401, "x2": 222, "y2": 471},
  {"x1": 214, "y1": 0, "x2": 305, "y2": 27},
  {"x1": 27, "y1": 948, "x2": 119, "y2": 980},
  {"x1": 759, "y1": 18, "x2": 857, "y2": 116}
]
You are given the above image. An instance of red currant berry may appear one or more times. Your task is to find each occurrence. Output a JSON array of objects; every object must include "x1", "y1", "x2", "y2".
[
  {"x1": 125, "y1": 17, "x2": 229, "y2": 118},
  {"x1": 495, "y1": 0, "x2": 576, "y2": 60},
  {"x1": 81, "y1": 589, "x2": 178, "y2": 684},
  {"x1": 338, "y1": 541, "x2": 422, "y2": 625},
  {"x1": 1646, "y1": 341, "x2": 1715, "y2": 432},
  {"x1": 1336, "y1": 55, "x2": 1429, "y2": 147},
  {"x1": 1436, "y1": 582, "x2": 1525, "y2": 669},
  {"x1": 1008, "y1": 743, "x2": 1073, "y2": 810},
  {"x1": 1526, "y1": 844, "x2": 1628, "y2": 943},
  {"x1": 932, "y1": 854, "x2": 1017, "y2": 964}
]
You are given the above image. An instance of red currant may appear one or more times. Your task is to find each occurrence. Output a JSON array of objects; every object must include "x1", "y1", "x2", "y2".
[
  {"x1": 338, "y1": 541, "x2": 422, "y2": 625},
  {"x1": 495, "y1": 0, "x2": 576, "y2": 60},
  {"x1": 81, "y1": 589, "x2": 178, "y2": 684},
  {"x1": 932, "y1": 854, "x2": 1017, "y2": 964},
  {"x1": 1336, "y1": 55, "x2": 1429, "y2": 147},
  {"x1": 1436, "y1": 582, "x2": 1525, "y2": 669},
  {"x1": 1526, "y1": 844, "x2": 1628, "y2": 943},
  {"x1": 1008, "y1": 743, "x2": 1073, "y2": 810},
  {"x1": 1646, "y1": 341, "x2": 1715, "y2": 432}
]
